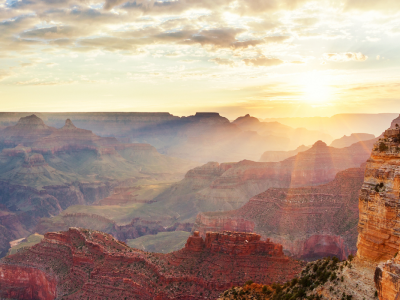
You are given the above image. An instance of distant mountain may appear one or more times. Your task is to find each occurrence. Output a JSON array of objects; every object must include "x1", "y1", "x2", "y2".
[
  {"x1": 259, "y1": 145, "x2": 310, "y2": 162},
  {"x1": 233, "y1": 114, "x2": 333, "y2": 148},
  {"x1": 0, "y1": 112, "x2": 338, "y2": 163},
  {"x1": 330, "y1": 133, "x2": 375, "y2": 148},
  {"x1": 263, "y1": 113, "x2": 397, "y2": 138},
  {"x1": 142, "y1": 139, "x2": 374, "y2": 224}
]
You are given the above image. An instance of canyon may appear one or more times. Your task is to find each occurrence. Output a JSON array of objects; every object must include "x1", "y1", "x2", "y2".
[
  {"x1": 151, "y1": 139, "x2": 374, "y2": 224},
  {"x1": 0, "y1": 228, "x2": 302, "y2": 299},
  {"x1": 34, "y1": 137, "x2": 375, "y2": 256},
  {"x1": 0, "y1": 115, "x2": 197, "y2": 257},
  {"x1": 216, "y1": 116, "x2": 400, "y2": 299},
  {"x1": 193, "y1": 166, "x2": 365, "y2": 260}
]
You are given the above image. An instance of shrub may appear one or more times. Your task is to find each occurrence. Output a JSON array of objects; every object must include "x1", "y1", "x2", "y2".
[
  {"x1": 348, "y1": 254, "x2": 354, "y2": 262},
  {"x1": 245, "y1": 280, "x2": 254, "y2": 286},
  {"x1": 379, "y1": 142, "x2": 388, "y2": 152}
]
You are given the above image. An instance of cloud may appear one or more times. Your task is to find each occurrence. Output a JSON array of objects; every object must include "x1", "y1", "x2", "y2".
[
  {"x1": 344, "y1": 0, "x2": 400, "y2": 12},
  {"x1": 0, "y1": 69, "x2": 12, "y2": 81},
  {"x1": 209, "y1": 58, "x2": 236, "y2": 67},
  {"x1": 243, "y1": 55, "x2": 283, "y2": 67},
  {"x1": 323, "y1": 52, "x2": 368, "y2": 62}
]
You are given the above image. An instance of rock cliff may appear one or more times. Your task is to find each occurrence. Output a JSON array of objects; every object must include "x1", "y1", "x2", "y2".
[
  {"x1": 357, "y1": 127, "x2": 400, "y2": 263},
  {"x1": 0, "y1": 228, "x2": 302, "y2": 299},
  {"x1": 364, "y1": 122, "x2": 400, "y2": 299}
]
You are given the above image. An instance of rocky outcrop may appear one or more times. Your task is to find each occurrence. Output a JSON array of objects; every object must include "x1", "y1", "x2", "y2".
[
  {"x1": 375, "y1": 256, "x2": 400, "y2": 300},
  {"x1": 330, "y1": 133, "x2": 376, "y2": 148},
  {"x1": 194, "y1": 166, "x2": 365, "y2": 260},
  {"x1": 0, "y1": 228, "x2": 303, "y2": 299}
]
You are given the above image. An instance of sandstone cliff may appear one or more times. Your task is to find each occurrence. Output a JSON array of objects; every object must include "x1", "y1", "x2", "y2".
[
  {"x1": 357, "y1": 128, "x2": 400, "y2": 263},
  {"x1": 364, "y1": 123, "x2": 400, "y2": 299},
  {"x1": 0, "y1": 228, "x2": 302, "y2": 299}
]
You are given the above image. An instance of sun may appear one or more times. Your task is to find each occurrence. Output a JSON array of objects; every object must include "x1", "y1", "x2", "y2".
[{"x1": 301, "y1": 72, "x2": 333, "y2": 104}]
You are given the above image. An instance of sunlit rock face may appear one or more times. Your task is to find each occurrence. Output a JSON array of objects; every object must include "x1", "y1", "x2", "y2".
[
  {"x1": 0, "y1": 228, "x2": 302, "y2": 300},
  {"x1": 357, "y1": 129, "x2": 400, "y2": 263},
  {"x1": 194, "y1": 166, "x2": 365, "y2": 260},
  {"x1": 375, "y1": 256, "x2": 400, "y2": 300},
  {"x1": 357, "y1": 121, "x2": 400, "y2": 299}
]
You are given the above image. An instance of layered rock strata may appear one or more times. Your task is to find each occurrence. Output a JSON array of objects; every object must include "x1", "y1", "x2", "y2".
[
  {"x1": 194, "y1": 166, "x2": 365, "y2": 260},
  {"x1": 357, "y1": 128, "x2": 400, "y2": 263},
  {"x1": 367, "y1": 124, "x2": 400, "y2": 299},
  {"x1": 0, "y1": 228, "x2": 302, "y2": 299}
]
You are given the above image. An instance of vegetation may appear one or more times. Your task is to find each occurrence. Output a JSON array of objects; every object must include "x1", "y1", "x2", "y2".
[
  {"x1": 374, "y1": 182, "x2": 385, "y2": 193},
  {"x1": 219, "y1": 256, "x2": 360, "y2": 300},
  {"x1": 379, "y1": 142, "x2": 389, "y2": 152}
]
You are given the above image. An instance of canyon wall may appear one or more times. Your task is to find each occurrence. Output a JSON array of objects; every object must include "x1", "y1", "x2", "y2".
[
  {"x1": 0, "y1": 228, "x2": 302, "y2": 299},
  {"x1": 194, "y1": 166, "x2": 365, "y2": 260},
  {"x1": 362, "y1": 124, "x2": 400, "y2": 299}
]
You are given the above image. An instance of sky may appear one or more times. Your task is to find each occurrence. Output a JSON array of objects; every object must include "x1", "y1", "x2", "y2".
[{"x1": 0, "y1": 0, "x2": 400, "y2": 119}]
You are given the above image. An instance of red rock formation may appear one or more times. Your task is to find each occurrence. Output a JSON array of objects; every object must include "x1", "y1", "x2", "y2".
[
  {"x1": 194, "y1": 166, "x2": 365, "y2": 260},
  {"x1": 0, "y1": 228, "x2": 303, "y2": 299},
  {"x1": 0, "y1": 265, "x2": 57, "y2": 300}
]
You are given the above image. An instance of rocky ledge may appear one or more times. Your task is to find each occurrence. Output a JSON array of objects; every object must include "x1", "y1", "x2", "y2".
[{"x1": 0, "y1": 228, "x2": 302, "y2": 300}]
